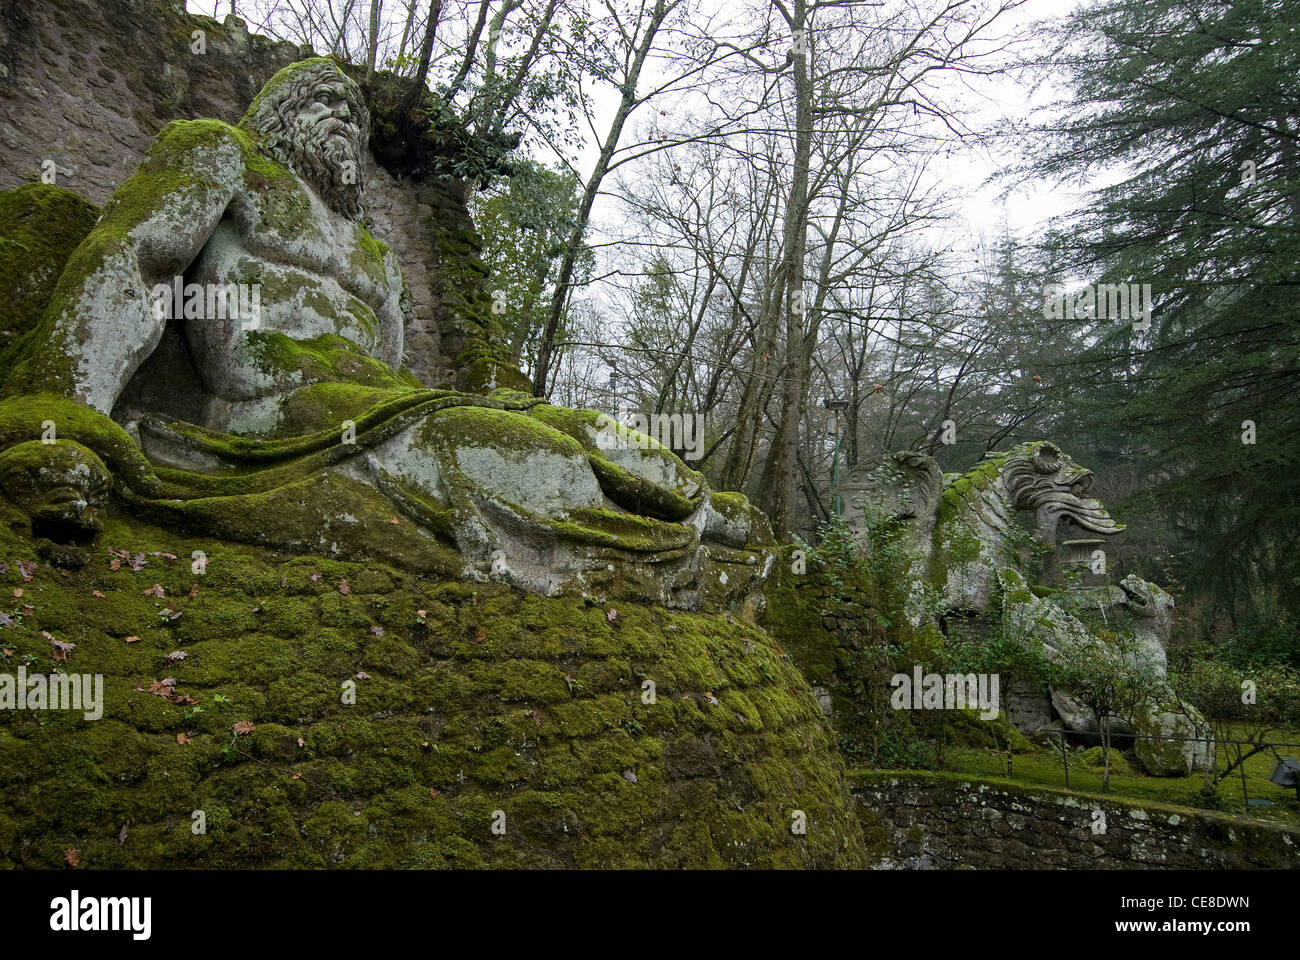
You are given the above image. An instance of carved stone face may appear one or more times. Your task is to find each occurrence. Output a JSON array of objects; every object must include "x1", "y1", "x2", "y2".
[
  {"x1": 1003, "y1": 441, "x2": 1122, "y2": 539},
  {"x1": 0, "y1": 441, "x2": 111, "y2": 548},
  {"x1": 242, "y1": 61, "x2": 369, "y2": 220}
]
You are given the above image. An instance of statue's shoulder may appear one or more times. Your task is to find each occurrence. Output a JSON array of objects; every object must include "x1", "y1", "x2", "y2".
[{"x1": 139, "y1": 119, "x2": 289, "y2": 185}]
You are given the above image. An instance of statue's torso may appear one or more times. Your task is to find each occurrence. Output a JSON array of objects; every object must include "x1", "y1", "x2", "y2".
[{"x1": 183, "y1": 170, "x2": 399, "y2": 403}]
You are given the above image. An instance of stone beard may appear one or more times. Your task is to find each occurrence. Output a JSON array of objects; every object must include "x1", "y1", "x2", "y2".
[{"x1": 243, "y1": 64, "x2": 368, "y2": 221}]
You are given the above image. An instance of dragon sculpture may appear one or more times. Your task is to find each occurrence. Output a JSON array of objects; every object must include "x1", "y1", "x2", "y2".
[{"x1": 841, "y1": 441, "x2": 1212, "y2": 776}]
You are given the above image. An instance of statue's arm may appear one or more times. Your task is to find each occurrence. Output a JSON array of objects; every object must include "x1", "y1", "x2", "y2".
[{"x1": 14, "y1": 121, "x2": 246, "y2": 412}]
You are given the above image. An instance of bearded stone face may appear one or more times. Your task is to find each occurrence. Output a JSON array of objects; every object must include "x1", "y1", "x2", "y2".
[{"x1": 241, "y1": 61, "x2": 369, "y2": 220}]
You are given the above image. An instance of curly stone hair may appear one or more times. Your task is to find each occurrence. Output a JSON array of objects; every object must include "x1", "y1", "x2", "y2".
[{"x1": 240, "y1": 59, "x2": 369, "y2": 221}]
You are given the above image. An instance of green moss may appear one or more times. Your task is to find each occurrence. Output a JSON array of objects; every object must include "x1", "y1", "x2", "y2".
[
  {"x1": 0, "y1": 498, "x2": 865, "y2": 868},
  {"x1": 0, "y1": 183, "x2": 99, "y2": 357}
]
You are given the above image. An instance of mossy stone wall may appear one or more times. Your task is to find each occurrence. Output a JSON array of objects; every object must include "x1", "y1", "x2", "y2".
[
  {"x1": 0, "y1": 503, "x2": 866, "y2": 868},
  {"x1": 852, "y1": 771, "x2": 1300, "y2": 869}
]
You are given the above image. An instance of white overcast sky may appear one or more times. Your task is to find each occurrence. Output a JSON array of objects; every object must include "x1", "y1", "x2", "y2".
[{"x1": 184, "y1": 0, "x2": 1101, "y2": 258}]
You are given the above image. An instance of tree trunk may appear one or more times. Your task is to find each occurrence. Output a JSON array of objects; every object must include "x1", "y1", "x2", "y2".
[{"x1": 765, "y1": 0, "x2": 812, "y2": 539}]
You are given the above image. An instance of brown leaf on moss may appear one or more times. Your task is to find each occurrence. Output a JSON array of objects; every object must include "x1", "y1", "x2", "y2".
[
  {"x1": 124, "y1": 636, "x2": 140, "y2": 644},
  {"x1": 389, "y1": 516, "x2": 401, "y2": 525},
  {"x1": 188, "y1": 583, "x2": 199, "y2": 598},
  {"x1": 338, "y1": 579, "x2": 351, "y2": 595},
  {"x1": 109, "y1": 557, "x2": 121, "y2": 571},
  {"x1": 18, "y1": 560, "x2": 36, "y2": 582},
  {"x1": 176, "y1": 732, "x2": 192, "y2": 745},
  {"x1": 232, "y1": 721, "x2": 256, "y2": 735},
  {"x1": 147, "y1": 678, "x2": 175, "y2": 697},
  {"x1": 467, "y1": 625, "x2": 485, "y2": 644},
  {"x1": 63, "y1": 848, "x2": 80, "y2": 867},
  {"x1": 11, "y1": 588, "x2": 21, "y2": 598},
  {"x1": 606, "y1": 608, "x2": 619, "y2": 623},
  {"x1": 47, "y1": 634, "x2": 75, "y2": 661},
  {"x1": 92, "y1": 590, "x2": 105, "y2": 599}
]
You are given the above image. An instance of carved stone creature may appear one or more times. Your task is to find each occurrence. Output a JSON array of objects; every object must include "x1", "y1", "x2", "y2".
[
  {"x1": 842, "y1": 441, "x2": 1212, "y2": 775},
  {"x1": 0, "y1": 60, "x2": 775, "y2": 612}
]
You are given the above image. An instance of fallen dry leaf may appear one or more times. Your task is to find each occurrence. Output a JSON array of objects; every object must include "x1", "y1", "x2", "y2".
[
  {"x1": 92, "y1": 591, "x2": 105, "y2": 599},
  {"x1": 310, "y1": 572, "x2": 322, "y2": 582},
  {"x1": 18, "y1": 560, "x2": 36, "y2": 582},
  {"x1": 12, "y1": 588, "x2": 21, "y2": 598},
  {"x1": 291, "y1": 772, "x2": 302, "y2": 780},
  {"x1": 370, "y1": 625, "x2": 384, "y2": 636},
  {"x1": 232, "y1": 721, "x2": 256, "y2": 735},
  {"x1": 389, "y1": 516, "x2": 401, "y2": 525},
  {"x1": 355, "y1": 671, "x2": 370, "y2": 680},
  {"x1": 47, "y1": 635, "x2": 75, "y2": 662},
  {"x1": 63, "y1": 848, "x2": 80, "y2": 868},
  {"x1": 606, "y1": 608, "x2": 619, "y2": 623},
  {"x1": 467, "y1": 625, "x2": 485, "y2": 645},
  {"x1": 188, "y1": 583, "x2": 199, "y2": 598},
  {"x1": 124, "y1": 635, "x2": 140, "y2": 644},
  {"x1": 417, "y1": 609, "x2": 427, "y2": 619},
  {"x1": 176, "y1": 732, "x2": 192, "y2": 745},
  {"x1": 429, "y1": 788, "x2": 439, "y2": 799},
  {"x1": 171, "y1": 695, "x2": 197, "y2": 705},
  {"x1": 147, "y1": 678, "x2": 175, "y2": 698},
  {"x1": 338, "y1": 579, "x2": 351, "y2": 595},
  {"x1": 109, "y1": 558, "x2": 121, "y2": 571},
  {"x1": 297, "y1": 737, "x2": 305, "y2": 748}
]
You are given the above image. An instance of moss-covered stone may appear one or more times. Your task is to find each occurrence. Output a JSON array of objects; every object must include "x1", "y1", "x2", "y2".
[
  {"x1": 0, "y1": 503, "x2": 866, "y2": 868},
  {"x1": 0, "y1": 183, "x2": 99, "y2": 355}
]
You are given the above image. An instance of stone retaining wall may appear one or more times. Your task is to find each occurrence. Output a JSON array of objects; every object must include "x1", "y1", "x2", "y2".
[{"x1": 853, "y1": 771, "x2": 1300, "y2": 869}]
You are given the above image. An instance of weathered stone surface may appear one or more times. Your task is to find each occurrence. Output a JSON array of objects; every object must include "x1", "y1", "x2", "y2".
[{"x1": 853, "y1": 772, "x2": 1300, "y2": 869}]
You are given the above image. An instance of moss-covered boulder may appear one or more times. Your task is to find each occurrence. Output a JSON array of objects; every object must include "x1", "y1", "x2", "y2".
[
  {"x1": 0, "y1": 502, "x2": 865, "y2": 868},
  {"x1": 0, "y1": 183, "x2": 99, "y2": 352}
]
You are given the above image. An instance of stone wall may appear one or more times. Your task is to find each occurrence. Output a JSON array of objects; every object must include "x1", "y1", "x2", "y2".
[
  {"x1": 853, "y1": 771, "x2": 1300, "y2": 869},
  {"x1": 0, "y1": 0, "x2": 509, "y2": 387},
  {"x1": 761, "y1": 550, "x2": 882, "y2": 722}
]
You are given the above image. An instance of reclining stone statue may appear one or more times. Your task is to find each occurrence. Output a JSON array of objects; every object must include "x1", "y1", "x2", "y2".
[
  {"x1": 841, "y1": 441, "x2": 1212, "y2": 776},
  {"x1": 0, "y1": 58, "x2": 775, "y2": 612}
]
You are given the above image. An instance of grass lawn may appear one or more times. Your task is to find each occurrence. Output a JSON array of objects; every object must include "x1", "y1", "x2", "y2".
[{"x1": 933, "y1": 725, "x2": 1300, "y2": 827}]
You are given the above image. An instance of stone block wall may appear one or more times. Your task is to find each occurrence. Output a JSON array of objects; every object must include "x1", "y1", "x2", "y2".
[{"x1": 853, "y1": 771, "x2": 1300, "y2": 869}]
